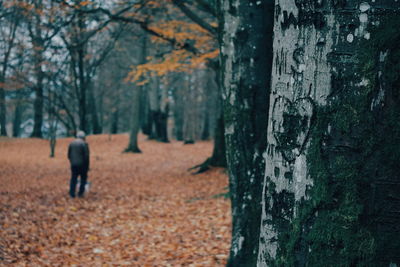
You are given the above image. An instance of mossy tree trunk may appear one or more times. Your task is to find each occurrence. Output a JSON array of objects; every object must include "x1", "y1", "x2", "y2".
[
  {"x1": 257, "y1": 1, "x2": 400, "y2": 266},
  {"x1": 219, "y1": 0, "x2": 274, "y2": 265}
]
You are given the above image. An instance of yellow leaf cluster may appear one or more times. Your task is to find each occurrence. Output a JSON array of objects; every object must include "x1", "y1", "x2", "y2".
[{"x1": 126, "y1": 48, "x2": 219, "y2": 85}]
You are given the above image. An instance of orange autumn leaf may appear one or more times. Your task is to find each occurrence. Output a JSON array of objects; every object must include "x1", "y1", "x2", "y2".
[{"x1": 0, "y1": 134, "x2": 231, "y2": 266}]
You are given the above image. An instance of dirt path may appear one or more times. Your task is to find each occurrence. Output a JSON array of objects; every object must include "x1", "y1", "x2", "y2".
[{"x1": 0, "y1": 134, "x2": 231, "y2": 266}]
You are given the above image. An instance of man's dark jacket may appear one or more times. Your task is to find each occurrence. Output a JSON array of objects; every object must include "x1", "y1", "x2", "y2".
[{"x1": 68, "y1": 138, "x2": 90, "y2": 170}]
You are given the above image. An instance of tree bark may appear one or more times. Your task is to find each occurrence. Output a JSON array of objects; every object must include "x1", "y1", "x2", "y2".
[
  {"x1": 13, "y1": 99, "x2": 22, "y2": 137},
  {"x1": 88, "y1": 81, "x2": 102, "y2": 134},
  {"x1": 110, "y1": 108, "x2": 119, "y2": 134},
  {"x1": 256, "y1": 2, "x2": 400, "y2": 266},
  {"x1": 0, "y1": 78, "x2": 6, "y2": 136},
  {"x1": 124, "y1": 85, "x2": 142, "y2": 153},
  {"x1": 173, "y1": 85, "x2": 184, "y2": 141},
  {"x1": 0, "y1": 13, "x2": 19, "y2": 137},
  {"x1": 219, "y1": 1, "x2": 274, "y2": 265},
  {"x1": 125, "y1": 34, "x2": 147, "y2": 152},
  {"x1": 31, "y1": 72, "x2": 44, "y2": 138},
  {"x1": 30, "y1": 12, "x2": 45, "y2": 138}
]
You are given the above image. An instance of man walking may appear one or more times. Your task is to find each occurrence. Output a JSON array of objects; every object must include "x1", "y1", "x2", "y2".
[{"x1": 68, "y1": 131, "x2": 90, "y2": 198}]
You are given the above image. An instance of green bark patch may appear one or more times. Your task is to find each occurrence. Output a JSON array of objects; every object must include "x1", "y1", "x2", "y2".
[{"x1": 274, "y1": 17, "x2": 400, "y2": 266}]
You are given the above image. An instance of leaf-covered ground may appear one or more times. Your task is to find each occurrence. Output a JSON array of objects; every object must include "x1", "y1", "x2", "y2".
[{"x1": 0, "y1": 134, "x2": 231, "y2": 266}]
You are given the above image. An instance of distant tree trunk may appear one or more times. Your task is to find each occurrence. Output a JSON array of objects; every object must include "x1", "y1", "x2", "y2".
[
  {"x1": 49, "y1": 119, "x2": 58, "y2": 157},
  {"x1": 0, "y1": 78, "x2": 6, "y2": 136},
  {"x1": 110, "y1": 108, "x2": 119, "y2": 134},
  {"x1": 78, "y1": 44, "x2": 87, "y2": 133},
  {"x1": 140, "y1": 85, "x2": 152, "y2": 136},
  {"x1": 183, "y1": 75, "x2": 196, "y2": 144},
  {"x1": 156, "y1": 83, "x2": 169, "y2": 142},
  {"x1": 31, "y1": 77, "x2": 44, "y2": 138},
  {"x1": 189, "y1": 108, "x2": 227, "y2": 174},
  {"x1": 201, "y1": 111, "x2": 210, "y2": 140},
  {"x1": 13, "y1": 100, "x2": 22, "y2": 137},
  {"x1": 173, "y1": 84, "x2": 184, "y2": 141},
  {"x1": 125, "y1": 34, "x2": 147, "y2": 152},
  {"x1": 124, "y1": 85, "x2": 142, "y2": 153},
  {"x1": 190, "y1": 66, "x2": 226, "y2": 173},
  {"x1": 147, "y1": 78, "x2": 160, "y2": 140},
  {"x1": 155, "y1": 104, "x2": 169, "y2": 142},
  {"x1": 219, "y1": 0, "x2": 274, "y2": 265},
  {"x1": 88, "y1": 82, "x2": 102, "y2": 134},
  {"x1": 0, "y1": 15, "x2": 18, "y2": 137},
  {"x1": 49, "y1": 137, "x2": 56, "y2": 157},
  {"x1": 30, "y1": 23, "x2": 44, "y2": 138},
  {"x1": 256, "y1": 3, "x2": 400, "y2": 266}
]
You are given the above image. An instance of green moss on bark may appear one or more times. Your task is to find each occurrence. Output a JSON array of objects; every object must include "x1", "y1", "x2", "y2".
[{"x1": 274, "y1": 17, "x2": 400, "y2": 266}]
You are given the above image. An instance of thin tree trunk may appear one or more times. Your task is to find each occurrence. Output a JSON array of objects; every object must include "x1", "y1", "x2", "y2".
[
  {"x1": 88, "y1": 81, "x2": 101, "y2": 134},
  {"x1": 0, "y1": 78, "x2": 6, "y2": 136},
  {"x1": 31, "y1": 81, "x2": 44, "y2": 138},
  {"x1": 31, "y1": 22, "x2": 44, "y2": 138},
  {"x1": 13, "y1": 100, "x2": 22, "y2": 137},
  {"x1": 124, "y1": 85, "x2": 142, "y2": 153},
  {"x1": 110, "y1": 108, "x2": 119, "y2": 134},
  {"x1": 201, "y1": 110, "x2": 210, "y2": 140}
]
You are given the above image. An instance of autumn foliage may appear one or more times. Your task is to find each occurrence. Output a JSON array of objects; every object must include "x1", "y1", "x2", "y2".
[{"x1": 0, "y1": 135, "x2": 231, "y2": 266}]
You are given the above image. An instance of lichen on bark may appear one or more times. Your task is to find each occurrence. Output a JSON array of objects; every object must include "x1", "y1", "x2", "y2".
[
  {"x1": 258, "y1": 2, "x2": 400, "y2": 266},
  {"x1": 259, "y1": 11, "x2": 400, "y2": 267}
]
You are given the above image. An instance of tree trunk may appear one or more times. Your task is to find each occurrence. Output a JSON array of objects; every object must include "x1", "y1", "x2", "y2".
[
  {"x1": 189, "y1": 110, "x2": 227, "y2": 174},
  {"x1": 0, "y1": 80, "x2": 6, "y2": 136},
  {"x1": 173, "y1": 84, "x2": 184, "y2": 141},
  {"x1": 13, "y1": 101, "x2": 22, "y2": 137},
  {"x1": 124, "y1": 85, "x2": 142, "y2": 153},
  {"x1": 88, "y1": 81, "x2": 102, "y2": 134},
  {"x1": 201, "y1": 110, "x2": 210, "y2": 140},
  {"x1": 78, "y1": 45, "x2": 87, "y2": 133},
  {"x1": 31, "y1": 83, "x2": 43, "y2": 138},
  {"x1": 125, "y1": 34, "x2": 147, "y2": 152},
  {"x1": 77, "y1": 10, "x2": 87, "y2": 133},
  {"x1": 256, "y1": 2, "x2": 400, "y2": 266},
  {"x1": 183, "y1": 75, "x2": 196, "y2": 144},
  {"x1": 50, "y1": 137, "x2": 56, "y2": 158},
  {"x1": 140, "y1": 85, "x2": 152, "y2": 136},
  {"x1": 31, "y1": 29, "x2": 44, "y2": 138},
  {"x1": 219, "y1": 0, "x2": 274, "y2": 265},
  {"x1": 110, "y1": 108, "x2": 119, "y2": 134}
]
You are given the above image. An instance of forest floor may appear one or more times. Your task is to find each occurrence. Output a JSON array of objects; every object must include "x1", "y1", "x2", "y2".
[{"x1": 0, "y1": 134, "x2": 231, "y2": 266}]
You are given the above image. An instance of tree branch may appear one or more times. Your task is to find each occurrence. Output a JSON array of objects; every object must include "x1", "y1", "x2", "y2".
[{"x1": 171, "y1": 0, "x2": 217, "y2": 36}]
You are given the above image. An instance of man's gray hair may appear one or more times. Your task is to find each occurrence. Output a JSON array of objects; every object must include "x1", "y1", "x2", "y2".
[{"x1": 77, "y1": 131, "x2": 86, "y2": 139}]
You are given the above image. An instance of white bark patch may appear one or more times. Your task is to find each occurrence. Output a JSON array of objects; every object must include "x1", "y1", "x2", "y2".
[
  {"x1": 347, "y1": 34, "x2": 354, "y2": 43},
  {"x1": 359, "y1": 2, "x2": 371, "y2": 12},
  {"x1": 257, "y1": 1, "x2": 336, "y2": 263},
  {"x1": 225, "y1": 124, "x2": 235, "y2": 135},
  {"x1": 232, "y1": 235, "x2": 245, "y2": 256}
]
